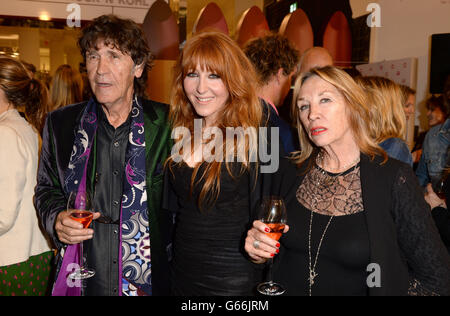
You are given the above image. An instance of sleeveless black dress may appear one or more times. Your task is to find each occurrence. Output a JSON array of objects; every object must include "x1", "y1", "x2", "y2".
[{"x1": 169, "y1": 163, "x2": 260, "y2": 295}]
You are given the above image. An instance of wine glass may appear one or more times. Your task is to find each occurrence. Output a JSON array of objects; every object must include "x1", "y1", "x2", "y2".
[
  {"x1": 66, "y1": 191, "x2": 95, "y2": 280},
  {"x1": 434, "y1": 170, "x2": 449, "y2": 200},
  {"x1": 256, "y1": 196, "x2": 287, "y2": 296}
]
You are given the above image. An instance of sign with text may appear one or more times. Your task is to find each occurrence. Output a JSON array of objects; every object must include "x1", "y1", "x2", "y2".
[{"x1": 21, "y1": 0, "x2": 155, "y2": 8}]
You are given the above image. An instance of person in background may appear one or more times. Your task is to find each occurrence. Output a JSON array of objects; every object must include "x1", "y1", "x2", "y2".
[
  {"x1": 356, "y1": 76, "x2": 413, "y2": 166},
  {"x1": 298, "y1": 47, "x2": 333, "y2": 74},
  {"x1": 426, "y1": 95, "x2": 447, "y2": 128},
  {"x1": 399, "y1": 85, "x2": 423, "y2": 166},
  {"x1": 49, "y1": 64, "x2": 84, "y2": 111},
  {"x1": 416, "y1": 82, "x2": 450, "y2": 188},
  {"x1": 166, "y1": 31, "x2": 283, "y2": 295},
  {"x1": 0, "y1": 57, "x2": 53, "y2": 296},
  {"x1": 245, "y1": 66, "x2": 450, "y2": 296},
  {"x1": 34, "y1": 15, "x2": 173, "y2": 296},
  {"x1": 400, "y1": 85, "x2": 416, "y2": 124},
  {"x1": 279, "y1": 47, "x2": 334, "y2": 129},
  {"x1": 424, "y1": 169, "x2": 450, "y2": 253},
  {"x1": 412, "y1": 95, "x2": 447, "y2": 168},
  {"x1": 244, "y1": 33, "x2": 299, "y2": 153}
]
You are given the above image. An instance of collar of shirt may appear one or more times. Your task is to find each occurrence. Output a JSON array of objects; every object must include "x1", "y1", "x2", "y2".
[{"x1": 261, "y1": 97, "x2": 279, "y2": 116}]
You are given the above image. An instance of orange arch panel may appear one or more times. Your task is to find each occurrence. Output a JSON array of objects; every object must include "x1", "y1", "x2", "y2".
[
  {"x1": 322, "y1": 11, "x2": 352, "y2": 67},
  {"x1": 279, "y1": 8, "x2": 314, "y2": 55},
  {"x1": 236, "y1": 6, "x2": 270, "y2": 47}
]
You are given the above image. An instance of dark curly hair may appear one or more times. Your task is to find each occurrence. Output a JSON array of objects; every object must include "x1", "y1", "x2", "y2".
[
  {"x1": 243, "y1": 33, "x2": 299, "y2": 85},
  {"x1": 78, "y1": 14, "x2": 154, "y2": 97}
]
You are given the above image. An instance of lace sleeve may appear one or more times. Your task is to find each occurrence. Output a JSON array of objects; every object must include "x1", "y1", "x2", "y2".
[{"x1": 391, "y1": 164, "x2": 450, "y2": 296}]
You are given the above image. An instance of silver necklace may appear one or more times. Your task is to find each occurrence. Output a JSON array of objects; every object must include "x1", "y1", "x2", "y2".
[
  {"x1": 308, "y1": 208, "x2": 333, "y2": 296},
  {"x1": 307, "y1": 159, "x2": 359, "y2": 296},
  {"x1": 315, "y1": 154, "x2": 360, "y2": 187}
]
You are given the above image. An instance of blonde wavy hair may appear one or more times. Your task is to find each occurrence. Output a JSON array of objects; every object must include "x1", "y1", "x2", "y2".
[
  {"x1": 291, "y1": 66, "x2": 385, "y2": 167},
  {"x1": 49, "y1": 64, "x2": 83, "y2": 110},
  {"x1": 166, "y1": 31, "x2": 262, "y2": 209},
  {"x1": 356, "y1": 76, "x2": 406, "y2": 142}
]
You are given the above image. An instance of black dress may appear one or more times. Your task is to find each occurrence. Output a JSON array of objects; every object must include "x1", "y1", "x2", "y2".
[{"x1": 169, "y1": 163, "x2": 260, "y2": 295}]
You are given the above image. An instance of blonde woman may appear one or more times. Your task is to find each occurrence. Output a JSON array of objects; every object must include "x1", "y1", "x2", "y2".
[
  {"x1": 245, "y1": 66, "x2": 450, "y2": 296},
  {"x1": 356, "y1": 76, "x2": 413, "y2": 166},
  {"x1": 49, "y1": 64, "x2": 83, "y2": 111},
  {"x1": 165, "y1": 31, "x2": 282, "y2": 295}
]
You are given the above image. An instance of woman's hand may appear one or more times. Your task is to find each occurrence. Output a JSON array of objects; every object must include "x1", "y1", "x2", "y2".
[
  {"x1": 244, "y1": 220, "x2": 289, "y2": 264},
  {"x1": 55, "y1": 211, "x2": 101, "y2": 245},
  {"x1": 424, "y1": 183, "x2": 447, "y2": 210}
]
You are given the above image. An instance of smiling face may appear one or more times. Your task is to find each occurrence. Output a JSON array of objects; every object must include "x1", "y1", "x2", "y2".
[
  {"x1": 86, "y1": 40, "x2": 143, "y2": 111},
  {"x1": 297, "y1": 75, "x2": 355, "y2": 153},
  {"x1": 183, "y1": 65, "x2": 230, "y2": 127}
]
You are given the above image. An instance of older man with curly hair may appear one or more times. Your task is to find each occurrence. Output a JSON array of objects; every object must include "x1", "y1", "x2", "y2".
[{"x1": 35, "y1": 15, "x2": 173, "y2": 296}]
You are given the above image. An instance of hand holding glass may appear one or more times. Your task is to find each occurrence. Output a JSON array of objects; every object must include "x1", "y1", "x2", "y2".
[
  {"x1": 434, "y1": 172, "x2": 448, "y2": 200},
  {"x1": 66, "y1": 191, "x2": 95, "y2": 280},
  {"x1": 256, "y1": 196, "x2": 287, "y2": 296}
]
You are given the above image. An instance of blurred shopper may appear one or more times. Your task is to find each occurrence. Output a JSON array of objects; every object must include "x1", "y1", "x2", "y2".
[
  {"x1": 49, "y1": 64, "x2": 83, "y2": 111},
  {"x1": 299, "y1": 47, "x2": 333, "y2": 74},
  {"x1": 356, "y1": 76, "x2": 413, "y2": 166},
  {"x1": 416, "y1": 82, "x2": 450, "y2": 188},
  {"x1": 426, "y1": 95, "x2": 447, "y2": 128}
]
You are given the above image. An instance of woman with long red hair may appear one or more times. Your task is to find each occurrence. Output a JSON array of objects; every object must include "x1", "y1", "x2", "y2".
[{"x1": 165, "y1": 31, "x2": 282, "y2": 295}]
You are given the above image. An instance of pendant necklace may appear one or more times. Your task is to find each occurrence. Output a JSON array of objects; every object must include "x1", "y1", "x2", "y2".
[
  {"x1": 308, "y1": 206, "x2": 333, "y2": 296},
  {"x1": 308, "y1": 154, "x2": 360, "y2": 296}
]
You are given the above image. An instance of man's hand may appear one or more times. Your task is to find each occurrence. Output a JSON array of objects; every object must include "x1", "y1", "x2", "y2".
[{"x1": 55, "y1": 211, "x2": 101, "y2": 245}]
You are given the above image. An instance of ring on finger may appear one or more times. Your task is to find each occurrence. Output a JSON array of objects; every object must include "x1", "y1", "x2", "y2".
[{"x1": 253, "y1": 239, "x2": 260, "y2": 249}]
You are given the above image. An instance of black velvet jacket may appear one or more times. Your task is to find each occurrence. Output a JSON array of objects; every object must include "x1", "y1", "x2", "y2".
[{"x1": 34, "y1": 98, "x2": 173, "y2": 295}]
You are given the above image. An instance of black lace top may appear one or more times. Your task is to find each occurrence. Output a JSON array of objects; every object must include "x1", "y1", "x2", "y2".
[
  {"x1": 276, "y1": 164, "x2": 371, "y2": 295},
  {"x1": 297, "y1": 164, "x2": 363, "y2": 216}
]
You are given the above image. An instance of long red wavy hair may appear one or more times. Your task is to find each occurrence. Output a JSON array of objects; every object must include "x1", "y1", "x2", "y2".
[{"x1": 167, "y1": 31, "x2": 262, "y2": 209}]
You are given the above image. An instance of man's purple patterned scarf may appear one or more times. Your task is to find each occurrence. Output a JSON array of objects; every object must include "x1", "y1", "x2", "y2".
[{"x1": 52, "y1": 97, "x2": 151, "y2": 296}]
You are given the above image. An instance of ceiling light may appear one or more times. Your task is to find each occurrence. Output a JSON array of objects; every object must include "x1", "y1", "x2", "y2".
[{"x1": 39, "y1": 12, "x2": 51, "y2": 21}]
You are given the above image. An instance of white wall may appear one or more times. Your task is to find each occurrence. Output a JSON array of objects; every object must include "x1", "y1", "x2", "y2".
[{"x1": 369, "y1": 0, "x2": 450, "y2": 130}]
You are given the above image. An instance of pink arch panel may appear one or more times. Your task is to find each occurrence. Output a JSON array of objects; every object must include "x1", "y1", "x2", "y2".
[
  {"x1": 193, "y1": 2, "x2": 229, "y2": 35},
  {"x1": 142, "y1": 0, "x2": 179, "y2": 60}
]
